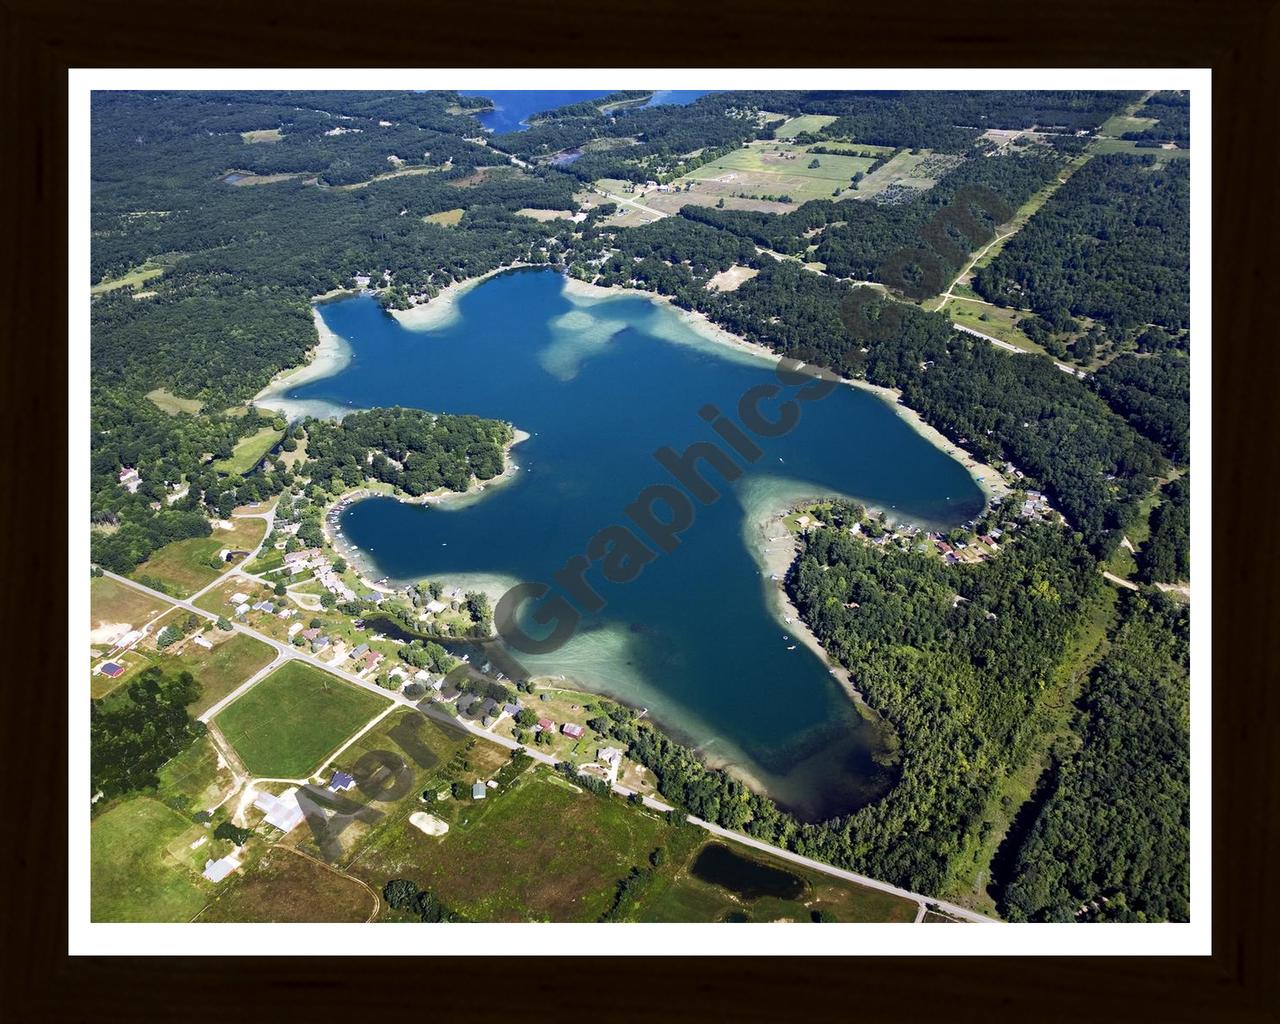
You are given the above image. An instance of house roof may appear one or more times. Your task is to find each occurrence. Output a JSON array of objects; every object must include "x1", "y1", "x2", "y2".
[
  {"x1": 471, "y1": 782, "x2": 487, "y2": 799},
  {"x1": 329, "y1": 771, "x2": 356, "y2": 791},
  {"x1": 537, "y1": 718, "x2": 554, "y2": 730},
  {"x1": 100, "y1": 662, "x2": 124, "y2": 677}
]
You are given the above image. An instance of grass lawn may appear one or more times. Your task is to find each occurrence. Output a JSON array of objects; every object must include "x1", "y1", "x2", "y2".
[
  {"x1": 131, "y1": 516, "x2": 266, "y2": 596},
  {"x1": 91, "y1": 796, "x2": 210, "y2": 922},
  {"x1": 213, "y1": 426, "x2": 284, "y2": 475},
  {"x1": 1097, "y1": 113, "x2": 1159, "y2": 138},
  {"x1": 214, "y1": 661, "x2": 390, "y2": 778},
  {"x1": 774, "y1": 114, "x2": 837, "y2": 138},
  {"x1": 1088, "y1": 138, "x2": 1189, "y2": 161},
  {"x1": 943, "y1": 298, "x2": 1046, "y2": 355},
  {"x1": 161, "y1": 631, "x2": 276, "y2": 717},
  {"x1": 145, "y1": 388, "x2": 204, "y2": 415},
  {"x1": 423, "y1": 207, "x2": 464, "y2": 226},
  {"x1": 241, "y1": 128, "x2": 283, "y2": 143},
  {"x1": 197, "y1": 847, "x2": 374, "y2": 922}
]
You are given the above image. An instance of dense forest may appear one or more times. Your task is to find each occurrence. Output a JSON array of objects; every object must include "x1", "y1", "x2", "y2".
[
  {"x1": 301, "y1": 407, "x2": 514, "y2": 496},
  {"x1": 1001, "y1": 592, "x2": 1190, "y2": 921},
  {"x1": 603, "y1": 523, "x2": 1106, "y2": 895},
  {"x1": 1122, "y1": 91, "x2": 1191, "y2": 147},
  {"x1": 1092, "y1": 351, "x2": 1191, "y2": 464},
  {"x1": 1138, "y1": 475, "x2": 1191, "y2": 584},
  {"x1": 972, "y1": 154, "x2": 1190, "y2": 329}
]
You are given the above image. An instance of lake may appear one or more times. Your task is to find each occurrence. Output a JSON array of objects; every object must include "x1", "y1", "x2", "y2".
[
  {"x1": 282, "y1": 270, "x2": 986, "y2": 821},
  {"x1": 462, "y1": 90, "x2": 713, "y2": 133}
]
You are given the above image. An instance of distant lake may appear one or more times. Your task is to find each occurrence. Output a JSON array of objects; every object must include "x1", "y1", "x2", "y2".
[
  {"x1": 283, "y1": 270, "x2": 986, "y2": 821},
  {"x1": 462, "y1": 89, "x2": 714, "y2": 133}
]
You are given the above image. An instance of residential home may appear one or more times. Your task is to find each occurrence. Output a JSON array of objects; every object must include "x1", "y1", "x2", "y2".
[
  {"x1": 357, "y1": 649, "x2": 382, "y2": 673},
  {"x1": 471, "y1": 782, "x2": 487, "y2": 800},
  {"x1": 562, "y1": 723, "x2": 585, "y2": 739},
  {"x1": 202, "y1": 854, "x2": 241, "y2": 883},
  {"x1": 537, "y1": 717, "x2": 554, "y2": 732},
  {"x1": 328, "y1": 771, "x2": 356, "y2": 793},
  {"x1": 301, "y1": 628, "x2": 321, "y2": 642},
  {"x1": 254, "y1": 788, "x2": 305, "y2": 832}
]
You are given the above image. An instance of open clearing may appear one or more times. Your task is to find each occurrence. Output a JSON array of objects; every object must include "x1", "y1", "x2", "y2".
[
  {"x1": 1088, "y1": 138, "x2": 1189, "y2": 161},
  {"x1": 674, "y1": 141, "x2": 878, "y2": 206},
  {"x1": 515, "y1": 207, "x2": 575, "y2": 222},
  {"x1": 156, "y1": 735, "x2": 237, "y2": 817},
  {"x1": 212, "y1": 425, "x2": 284, "y2": 475},
  {"x1": 706, "y1": 265, "x2": 759, "y2": 292},
  {"x1": 214, "y1": 661, "x2": 389, "y2": 778},
  {"x1": 159, "y1": 631, "x2": 276, "y2": 717},
  {"x1": 91, "y1": 575, "x2": 171, "y2": 634},
  {"x1": 774, "y1": 114, "x2": 837, "y2": 138},
  {"x1": 1097, "y1": 113, "x2": 1159, "y2": 138},
  {"x1": 352, "y1": 768, "x2": 672, "y2": 922},
  {"x1": 130, "y1": 516, "x2": 266, "y2": 596},
  {"x1": 145, "y1": 388, "x2": 203, "y2": 415},
  {"x1": 241, "y1": 128, "x2": 283, "y2": 144},
  {"x1": 91, "y1": 260, "x2": 166, "y2": 295},
  {"x1": 197, "y1": 847, "x2": 374, "y2": 922},
  {"x1": 91, "y1": 796, "x2": 210, "y2": 922},
  {"x1": 424, "y1": 207, "x2": 465, "y2": 226}
]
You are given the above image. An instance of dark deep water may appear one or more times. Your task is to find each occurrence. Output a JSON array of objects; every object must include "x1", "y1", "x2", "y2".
[
  {"x1": 282, "y1": 270, "x2": 986, "y2": 820},
  {"x1": 462, "y1": 89, "x2": 713, "y2": 132}
]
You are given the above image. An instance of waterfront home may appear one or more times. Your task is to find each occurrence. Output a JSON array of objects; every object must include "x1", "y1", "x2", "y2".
[{"x1": 562, "y1": 723, "x2": 585, "y2": 739}]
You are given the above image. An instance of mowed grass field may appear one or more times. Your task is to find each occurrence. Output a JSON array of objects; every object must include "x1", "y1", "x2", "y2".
[
  {"x1": 145, "y1": 388, "x2": 203, "y2": 415},
  {"x1": 423, "y1": 207, "x2": 464, "y2": 226},
  {"x1": 212, "y1": 425, "x2": 284, "y2": 475},
  {"x1": 197, "y1": 847, "x2": 374, "y2": 923},
  {"x1": 160, "y1": 631, "x2": 276, "y2": 717},
  {"x1": 90, "y1": 260, "x2": 166, "y2": 295},
  {"x1": 214, "y1": 661, "x2": 390, "y2": 778},
  {"x1": 91, "y1": 796, "x2": 210, "y2": 922},
  {"x1": 676, "y1": 142, "x2": 877, "y2": 205},
  {"x1": 774, "y1": 114, "x2": 837, "y2": 138},
  {"x1": 130, "y1": 515, "x2": 266, "y2": 596}
]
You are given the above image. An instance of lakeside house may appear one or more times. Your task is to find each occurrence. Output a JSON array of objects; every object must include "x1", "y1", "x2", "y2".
[
  {"x1": 356, "y1": 649, "x2": 382, "y2": 673},
  {"x1": 562, "y1": 723, "x2": 585, "y2": 739},
  {"x1": 424, "y1": 599, "x2": 447, "y2": 615}
]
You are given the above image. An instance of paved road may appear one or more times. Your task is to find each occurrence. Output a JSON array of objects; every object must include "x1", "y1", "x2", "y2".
[{"x1": 99, "y1": 567, "x2": 1001, "y2": 924}]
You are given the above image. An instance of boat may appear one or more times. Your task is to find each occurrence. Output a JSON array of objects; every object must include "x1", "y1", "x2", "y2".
[{"x1": 787, "y1": 645, "x2": 797, "y2": 651}]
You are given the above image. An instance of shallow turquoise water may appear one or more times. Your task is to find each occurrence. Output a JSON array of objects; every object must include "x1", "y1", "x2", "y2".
[{"x1": 285, "y1": 270, "x2": 986, "y2": 819}]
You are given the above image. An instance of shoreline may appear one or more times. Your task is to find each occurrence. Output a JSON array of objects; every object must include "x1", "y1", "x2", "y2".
[
  {"x1": 561, "y1": 275, "x2": 1009, "y2": 504},
  {"x1": 320, "y1": 428, "x2": 530, "y2": 596},
  {"x1": 252, "y1": 302, "x2": 355, "y2": 420},
  {"x1": 389, "y1": 263, "x2": 536, "y2": 332}
]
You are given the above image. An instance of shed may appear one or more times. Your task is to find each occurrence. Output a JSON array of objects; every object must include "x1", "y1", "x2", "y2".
[{"x1": 471, "y1": 782, "x2": 487, "y2": 800}]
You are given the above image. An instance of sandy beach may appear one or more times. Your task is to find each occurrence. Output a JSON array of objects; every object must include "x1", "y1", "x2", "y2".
[
  {"x1": 252, "y1": 304, "x2": 354, "y2": 420},
  {"x1": 390, "y1": 263, "x2": 535, "y2": 332}
]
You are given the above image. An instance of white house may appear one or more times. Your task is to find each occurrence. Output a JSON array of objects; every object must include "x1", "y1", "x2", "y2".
[
  {"x1": 202, "y1": 854, "x2": 241, "y2": 883},
  {"x1": 253, "y1": 788, "x2": 305, "y2": 833}
]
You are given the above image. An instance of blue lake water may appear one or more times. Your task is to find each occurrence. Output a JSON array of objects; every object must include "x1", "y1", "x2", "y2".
[
  {"x1": 462, "y1": 89, "x2": 712, "y2": 133},
  {"x1": 282, "y1": 270, "x2": 986, "y2": 820}
]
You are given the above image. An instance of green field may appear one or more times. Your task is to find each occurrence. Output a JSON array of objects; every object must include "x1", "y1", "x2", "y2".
[
  {"x1": 156, "y1": 735, "x2": 236, "y2": 817},
  {"x1": 91, "y1": 797, "x2": 210, "y2": 922},
  {"x1": 90, "y1": 260, "x2": 166, "y2": 295},
  {"x1": 774, "y1": 114, "x2": 837, "y2": 138},
  {"x1": 677, "y1": 142, "x2": 877, "y2": 205},
  {"x1": 1089, "y1": 138, "x2": 1189, "y2": 161},
  {"x1": 1097, "y1": 113, "x2": 1159, "y2": 138},
  {"x1": 145, "y1": 388, "x2": 204, "y2": 415},
  {"x1": 423, "y1": 207, "x2": 464, "y2": 226},
  {"x1": 130, "y1": 516, "x2": 266, "y2": 596},
  {"x1": 944, "y1": 298, "x2": 1046, "y2": 355},
  {"x1": 214, "y1": 661, "x2": 390, "y2": 778},
  {"x1": 213, "y1": 426, "x2": 284, "y2": 475},
  {"x1": 161, "y1": 632, "x2": 275, "y2": 717}
]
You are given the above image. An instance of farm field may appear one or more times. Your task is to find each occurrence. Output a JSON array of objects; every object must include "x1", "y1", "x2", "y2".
[
  {"x1": 91, "y1": 575, "x2": 171, "y2": 635},
  {"x1": 91, "y1": 796, "x2": 210, "y2": 922},
  {"x1": 850, "y1": 148, "x2": 962, "y2": 200},
  {"x1": 130, "y1": 516, "x2": 266, "y2": 596},
  {"x1": 213, "y1": 661, "x2": 390, "y2": 778},
  {"x1": 674, "y1": 141, "x2": 877, "y2": 205},
  {"x1": 1097, "y1": 113, "x2": 1159, "y2": 137},
  {"x1": 773, "y1": 114, "x2": 837, "y2": 138},
  {"x1": 212, "y1": 425, "x2": 284, "y2": 475},
  {"x1": 197, "y1": 847, "x2": 375, "y2": 922}
]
